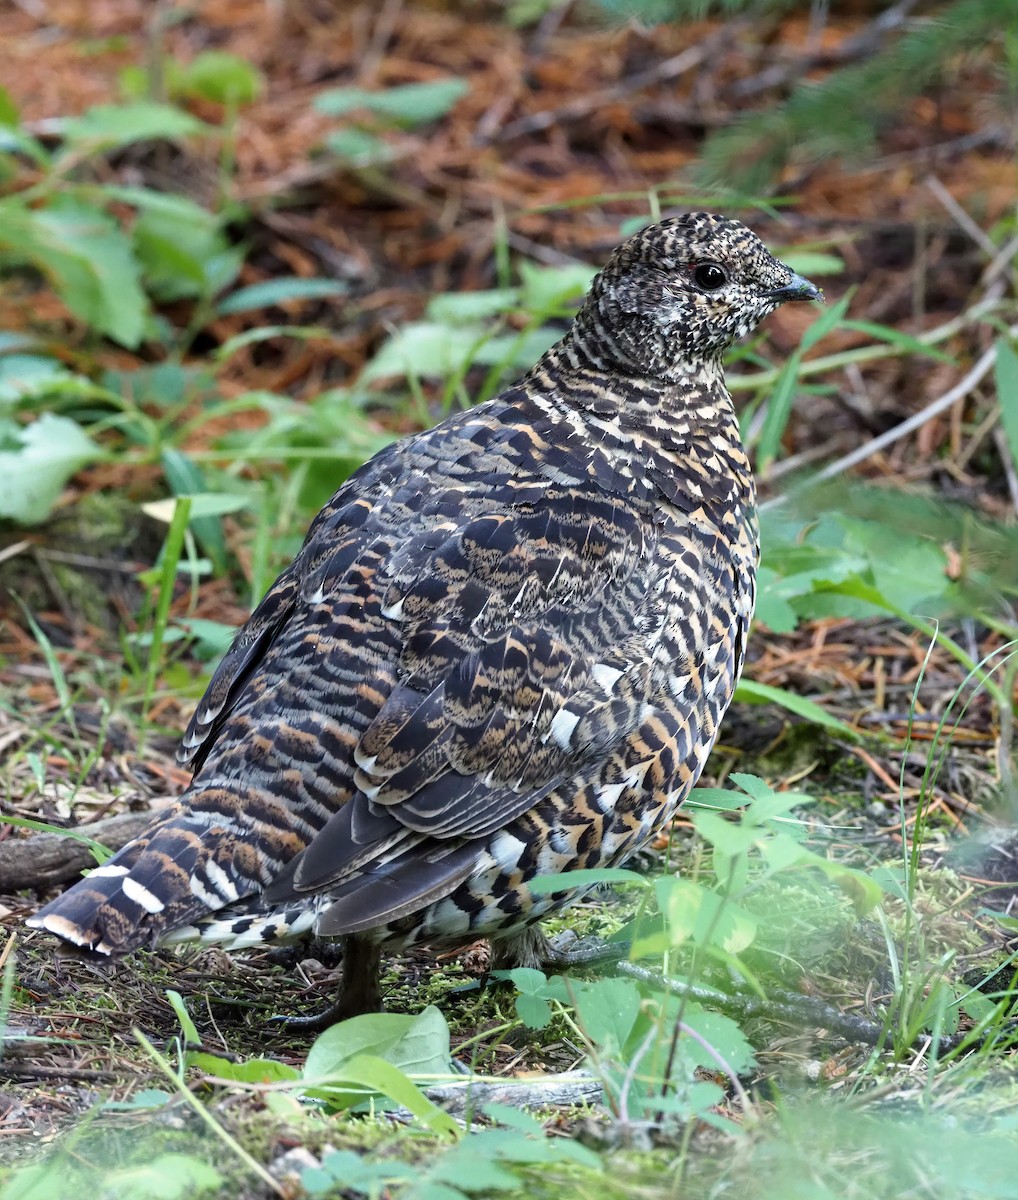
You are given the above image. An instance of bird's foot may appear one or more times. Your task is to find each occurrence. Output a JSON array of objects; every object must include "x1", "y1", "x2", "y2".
[
  {"x1": 269, "y1": 993, "x2": 377, "y2": 1034},
  {"x1": 540, "y1": 928, "x2": 630, "y2": 969},
  {"x1": 270, "y1": 934, "x2": 383, "y2": 1032},
  {"x1": 490, "y1": 925, "x2": 629, "y2": 975}
]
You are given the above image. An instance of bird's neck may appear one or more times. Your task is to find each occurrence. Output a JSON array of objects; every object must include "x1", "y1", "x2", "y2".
[
  {"x1": 528, "y1": 335, "x2": 741, "y2": 447},
  {"x1": 523, "y1": 340, "x2": 755, "y2": 528}
]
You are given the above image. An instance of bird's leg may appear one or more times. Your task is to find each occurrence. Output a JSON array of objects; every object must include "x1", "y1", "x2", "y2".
[
  {"x1": 274, "y1": 934, "x2": 383, "y2": 1032},
  {"x1": 492, "y1": 925, "x2": 629, "y2": 972}
]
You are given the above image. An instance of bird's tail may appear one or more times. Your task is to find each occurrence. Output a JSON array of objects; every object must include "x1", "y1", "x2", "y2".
[{"x1": 26, "y1": 787, "x2": 302, "y2": 954}]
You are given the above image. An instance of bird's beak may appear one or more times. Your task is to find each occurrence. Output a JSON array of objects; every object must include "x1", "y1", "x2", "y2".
[{"x1": 768, "y1": 272, "x2": 824, "y2": 304}]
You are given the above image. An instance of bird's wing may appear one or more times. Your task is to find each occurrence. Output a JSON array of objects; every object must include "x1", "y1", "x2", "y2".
[
  {"x1": 273, "y1": 472, "x2": 657, "y2": 904},
  {"x1": 177, "y1": 443, "x2": 405, "y2": 773}
]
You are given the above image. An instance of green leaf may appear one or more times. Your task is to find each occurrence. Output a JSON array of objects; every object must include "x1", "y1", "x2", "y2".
[
  {"x1": 518, "y1": 260, "x2": 596, "y2": 313},
  {"x1": 165, "y1": 989, "x2": 200, "y2": 1045},
  {"x1": 316, "y1": 79, "x2": 469, "y2": 126},
  {"x1": 573, "y1": 978, "x2": 641, "y2": 1053},
  {"x1": 101, "y1": 1087, "x2": 172, "y2": 1111},
  {"x1": 98, "y1": 1153, "x2": 221, "y2": 1199},
  {"x1": 173, "y1": 617, "x2": 236, "y2": 661},
  {"x1": 995, "y1": 337, "x2": 1018, "y2": 475},
  {"x1": 59, "y1": 101, "x2": 207, "y2": 149},
  {"x1": 686, "y1": 786, "x2": 748, "y2": 813},
  {"x1": 799, "y1": 288, "x2": 852, "y2": 353},
  {"x1": 160, "y1": 448, "x2": 234, "y2": 571},
  {"x1": 304, "y1": 1004, "x2": 453, "y2": 1083},
  {"x1": 776, "y1": 250, "x2": 844, "y2": 277},
  {"x1": 133, "y1": 204, "x2": 233, "y2": 303},
  {"x1": 528, "y1": 866, "x2": 649, "y2": 895},
  {"x1": 515, "y1": 993, "x2": 553, "y2": 1029},
  {"x1": 734, "y1": 678, "x2": 858, "y2": 736},
  {"x1": 214, "y1": 323, "x2": 333, "y2": 361},
  {"x1": 305, "y1": 1053, "x2": 459, "y2": 1136},
  {"x1": 0, "y1": 354, "x2": 80, "y2": 408},
  {"x1": 658, "y1": 876, "x2": 758, "y2": 953},
  {"x1": 840, "y1": 319, "x2": 956, "y2": 363},
  {"x1": 0, "y1": 199, "x2": 148, "y2": 346},
  {"x1": 178, "y1": 51, "x2": 264, "y2": 107},
  {"x1": 426, "y1": 287, "x2": 520, "y2": 322},
  {"x1": 0, "y1": 413, "x2": 99, "y2": 524},
  {"x1": 0, "y1": 85, "x2": 19, "y2": 126},
  {"x1": 754, "y1": 350, "x2": 801, "y2": 473},
  {"x1": 360, "y1": 321, "x2": 489, "y2": 382},
  {"x1": 324, "y1": 127, "x2": 395, "y2": 166},
  {"x1": 753, "y1": 565, "x2": 799, "y2": 633},
  {"x1": 143, "y1": 491, "x2": 250, "y2": 522},
  {"x1": 187, "y1": 1051, "x2": 300, "y2": 1084},
  {"x1": 216, "y1": 277, "x2": 348, "y2": 316}
]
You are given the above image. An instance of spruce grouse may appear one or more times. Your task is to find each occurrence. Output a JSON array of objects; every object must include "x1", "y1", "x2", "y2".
[{"x1": 29, "y1": 213, "x2": 821, "y2": 1021}]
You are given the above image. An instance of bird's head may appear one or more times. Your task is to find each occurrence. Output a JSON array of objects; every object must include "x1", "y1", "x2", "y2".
[{"x1": 576, "y1": 212, "x2": 823, "y2": 379}]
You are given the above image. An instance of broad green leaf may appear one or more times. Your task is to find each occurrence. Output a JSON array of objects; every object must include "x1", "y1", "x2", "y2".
[
  {"x1": 173, "y1": 617, "x2": 236, "y2": 660},
  {"x1": 325, "y1": 127, "x2": 394, "y2": 165},
  {"x1": 753, "y1": 565, "x2": 799, "y2": 633},
  {"x1": 304, "y1": 1053, "x2": 459, "y2": 1136},
  {"x1": 97, "y1": 1153, "x2": 221, "y2": 1199},
  {"x1": 518, "y1": 260, "x2": 596, "y2": 313},
  {"x1": 0, "y1": 354, "x2": 79, "y2": 408},
  {"x1": 1, "y1": 199, "x2": 147, "y2": 346},
  {"x1": 360, "y1": 321, "x2": 489, "y2": 382},
  {"x1": 427, "y1": 287, "x2": 520, "y2": 322},
  {"x1": 727, "y1": 772, "x2": 813, "y2": 810},
  {"x1": 303, "y1": 1004, "x2": 452, "y2": 1083},
  {"x1": 161, "y1": 448, "x2": 236, "y2": 572},
  {"x1": 316, "y1": 79, "x2": 469, "y2": 126},
  {"x1": 686, "y1": 786, "x2": 748, "y2": 812},
  {"x1": 573, "y1": 978, "x2": 641, "y2": 1052},
  {"x1": 0, "y1": 413, "x2": 99, "y2": 523},
  {"x1": 178, "y1": 51, "x2": 264, "y2": 107},
  {"x1": 214, "y1": 323, "x2": 333, "y2": 361},
  {"x1": 681, "y1": 1006, "x2": 756, "y2": 1075},
  {"x1": 101, "y1": 1087, "x2": 173, "y2": 1111},
  {"x1": 995, "y1": 337, "x2": 1018, "y2": 476},
  {"x1": 478, "y1": 325, "x2": 562, "y2": 370},
  {"x1": 133, "y1": 205, "x2": 234, "y2": 303},
  {"x1": 734, "y1": 678, "x2": 858, "y2": 736},
  {"x1": 515, "y1": 993, "x2": 553, "y2": 1029},
  {"x1": 59, "y1": 101, "x2": 206, "y2": 149},
  {"x1": 101, "y1": 186, "x2": 220, "y2": 221},
  {"x1": 216, "y1": 277, "x2": 348, "y2": 316},
  {"x1": 658, "y1": 876, "x2": 758, "y2": 953},
  {"x1": 506, "y1": 967, "x2": 548, "y2": 995}
]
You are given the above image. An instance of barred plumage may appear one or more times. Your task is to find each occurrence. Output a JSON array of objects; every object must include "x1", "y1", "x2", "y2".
[{"x1": 28, "y1": 213, "x2": 821, "y2": 1020}]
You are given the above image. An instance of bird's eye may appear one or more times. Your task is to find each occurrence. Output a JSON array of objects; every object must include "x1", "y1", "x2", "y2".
[{"x1": 693, "y1": 263, "x2": 728, "y2": 291}]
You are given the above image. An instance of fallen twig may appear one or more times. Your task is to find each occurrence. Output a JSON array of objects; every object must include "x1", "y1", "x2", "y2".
[
  {"x1": 2, "y1": 806, "x2": 172, "y2": 892},
  {"x1": 616, "y1": 962, "x2": 1018, "y2": 1055}
]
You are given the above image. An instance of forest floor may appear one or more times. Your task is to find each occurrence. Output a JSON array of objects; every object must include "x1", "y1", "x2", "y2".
[{"x1": 0, "y1": 2, "x2": 1016, "y2": 1199}]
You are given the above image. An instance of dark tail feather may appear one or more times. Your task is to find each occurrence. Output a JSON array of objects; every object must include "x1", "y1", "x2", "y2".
[{"x1": 26, "y1": 797, "x2": 268, "y2": 953}]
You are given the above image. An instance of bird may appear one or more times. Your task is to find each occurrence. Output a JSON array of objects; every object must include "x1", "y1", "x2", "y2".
[{"x1": 28, "y1": 212, "x2": 822, "y2": 1024}]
